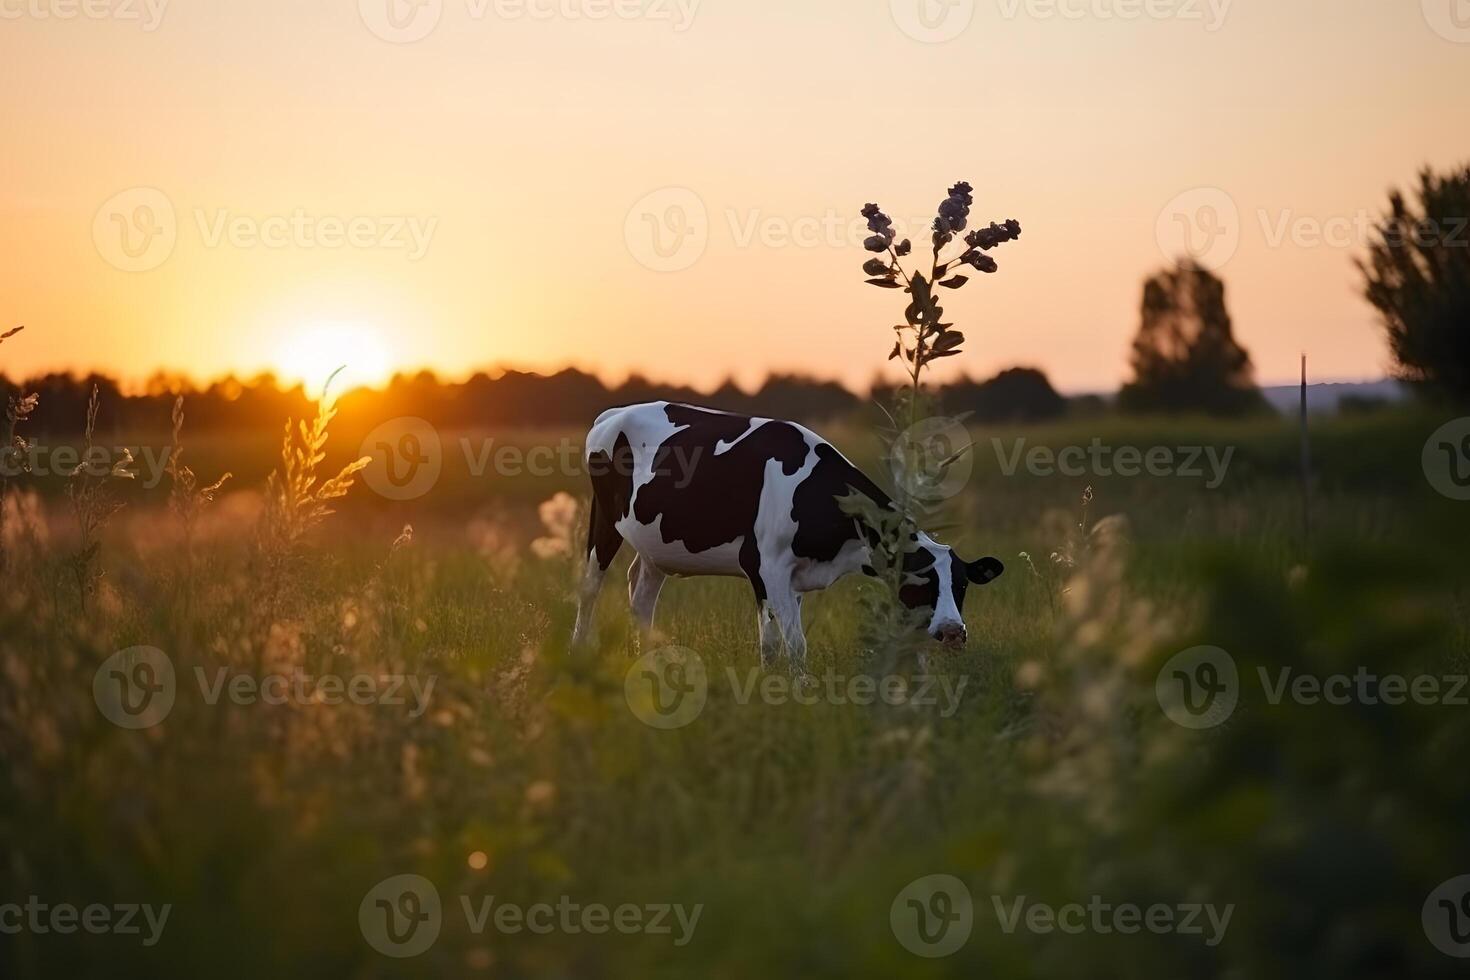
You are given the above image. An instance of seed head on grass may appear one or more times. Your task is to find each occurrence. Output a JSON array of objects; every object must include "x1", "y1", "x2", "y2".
[
  {"x1": 260, "y1": 367, "x2": 371, "y2": 554},
  {"x1": 1, "y1": 326, "x2": 38, "y2": 577},
  {"x1": 64, "y1": 385, "x2": 134, "y2": 609},
  {"x1": 168, "y1": 395, "x2": 232, "y2": 553}
]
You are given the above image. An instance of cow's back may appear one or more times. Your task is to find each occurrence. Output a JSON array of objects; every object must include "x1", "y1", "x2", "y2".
[{"x1": 585, "y1": 402, "x2": 829, "y2": 576}]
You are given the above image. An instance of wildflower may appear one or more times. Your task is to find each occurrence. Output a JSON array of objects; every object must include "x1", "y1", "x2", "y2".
[
  {"x1": 861, "y1": 203, "x2": 896, "y2": 252},
  {"x1": 965, "y1": 251, "x2": 999, "y2": 274},
  {"x1": 531, "y1": 491, "x2": 579, "y2": 559},
  {"x1": 965, "y1": 218, "x2": 1022, "y2": 250}
]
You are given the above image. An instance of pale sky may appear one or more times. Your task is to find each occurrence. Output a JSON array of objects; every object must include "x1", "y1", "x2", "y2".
[{"x1": 2, "y1": 0, "x2": 1467, "y2": 394}]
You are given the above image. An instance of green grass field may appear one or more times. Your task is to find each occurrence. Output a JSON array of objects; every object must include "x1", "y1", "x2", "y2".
[{"x1": 2, "y1": 405, "x2": 1469, "y2": 978}]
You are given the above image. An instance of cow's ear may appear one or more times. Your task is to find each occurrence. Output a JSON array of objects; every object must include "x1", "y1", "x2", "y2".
[{"x1": 967, "y1": 556, "x2": 1004, "y2": 584}]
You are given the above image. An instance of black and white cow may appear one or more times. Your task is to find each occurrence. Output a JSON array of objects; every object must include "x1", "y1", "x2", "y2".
[{"x1": 571, "y1": 402, "x2": 1003, "y2": 667}]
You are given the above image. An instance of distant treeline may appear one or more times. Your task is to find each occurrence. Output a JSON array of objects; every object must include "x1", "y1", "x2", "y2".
[{"x1": 0, "y1": 365, "x2": 1069, "y2": 436}]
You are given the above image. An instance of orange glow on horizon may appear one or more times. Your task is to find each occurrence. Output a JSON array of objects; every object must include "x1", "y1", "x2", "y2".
[{"x1": 2, "y1": 1, "x2": 1465, "y2": 394}]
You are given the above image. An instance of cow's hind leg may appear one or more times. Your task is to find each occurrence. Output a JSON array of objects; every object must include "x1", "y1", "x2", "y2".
[
  {"x1": 741, "y1": 536, "x2": 783, "y2": 668},
  {"x1": 627, "y1": 554, "x2": 667, "y2": 643},
  {"x1": 571, "y1": 495, "x2": 623, "y2": 649}
]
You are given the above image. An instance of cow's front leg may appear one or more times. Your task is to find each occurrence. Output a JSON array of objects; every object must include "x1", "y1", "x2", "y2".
[
  {"x1": 767, "y1": 586, "x2": 808, "y2": 674},
  {"x1": 757, "y1": 603, "x2": 781, "y2": 668}
]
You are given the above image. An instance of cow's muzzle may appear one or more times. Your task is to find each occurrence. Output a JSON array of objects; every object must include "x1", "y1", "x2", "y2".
[{"x1": 931, "y1": 623, "x2": 967, "y2": 648}]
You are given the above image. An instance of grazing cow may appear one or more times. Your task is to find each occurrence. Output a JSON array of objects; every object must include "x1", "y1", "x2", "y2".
[{"x1": 570, "y1": 402, "x2": 1004, "y2": 667}]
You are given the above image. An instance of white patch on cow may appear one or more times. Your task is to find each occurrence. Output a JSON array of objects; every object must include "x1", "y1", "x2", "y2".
[
  {"x1": 792, "y1": 537, "x2": 867, "y2": 593},
  {"x1": 751, "y1": 437, "x2": 820, "y2": 582},
  {"x1": 615, "y1": 511, "x2": 745, "y2": 577},
  {"x1": 585, "y1": 401, "x2": 683, "y2": 505},
  {"x1": 714, "y1": 418, "x2": 768, "y2": 456},
  {"x1": 918, "y1": 532, "x2": 963, "y2": 635}
]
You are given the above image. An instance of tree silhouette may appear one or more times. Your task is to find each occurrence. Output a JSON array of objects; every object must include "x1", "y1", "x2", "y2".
[
  {"x1": 1359, "y1": 163, "x2": 1470, "y2": 403},
  {"x1": 1118, "y1": 260, "x2": 1264, "y2": 416}
]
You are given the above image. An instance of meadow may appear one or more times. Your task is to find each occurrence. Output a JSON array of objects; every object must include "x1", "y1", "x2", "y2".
[{"x1": 2, "y1": 400, "x2": 1468, "y2": 978}]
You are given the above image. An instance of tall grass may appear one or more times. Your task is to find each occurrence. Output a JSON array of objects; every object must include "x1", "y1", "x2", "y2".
[{"x1": 0, "y1": 404, "x2": 1467, "y2": 978}]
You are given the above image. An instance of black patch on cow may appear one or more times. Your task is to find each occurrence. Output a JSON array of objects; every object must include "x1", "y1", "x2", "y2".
[
  {"x1": 791, "y1": 444, "x2": 894, "y2": 563},
  {"x1": 969, "y1": 556, "x2": 1004, "y2": 585},
  {"x1": 631, "y1": 405, "x2": 810, "y2": 560},
  {"x1": 898, "y1": 552, "x2": 941, "y2": 613},
  {"x1": 585, "y1": 431, "x2": 634, "y2": 570},
  {"x1": 740, "y1": 534, "x2": 766, "y2": 602}
]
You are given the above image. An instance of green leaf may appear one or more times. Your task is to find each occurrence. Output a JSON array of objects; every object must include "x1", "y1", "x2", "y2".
[
  {"x1": 940, "y1": 275, "x2": 969, "y2": 288},
  {"x1": 866, "y1": 277, "x2": 902, "y2": 289}
]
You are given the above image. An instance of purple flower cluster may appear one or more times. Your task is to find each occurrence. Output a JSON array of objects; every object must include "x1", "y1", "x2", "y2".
[{"x1": 858, "y1": 181, "x2": 1021, "y2": 286}]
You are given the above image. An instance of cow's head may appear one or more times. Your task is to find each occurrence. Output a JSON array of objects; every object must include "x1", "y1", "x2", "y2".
[{"x1": 897, "y1": 533, "x2": 1004, "y2": 646}]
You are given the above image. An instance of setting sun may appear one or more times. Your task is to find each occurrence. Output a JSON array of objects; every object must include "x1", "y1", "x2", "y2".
[{"x1": 279, "y1": 321, "x2": 393, "y2": 394}]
